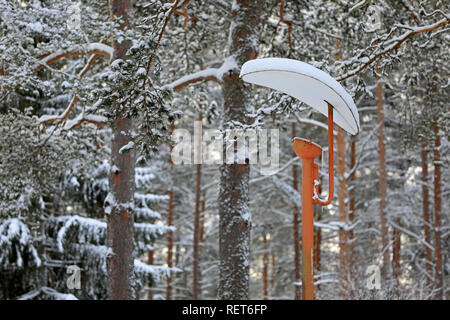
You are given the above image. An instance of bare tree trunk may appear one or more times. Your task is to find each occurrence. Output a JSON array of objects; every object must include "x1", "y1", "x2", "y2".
[
  {"x1": 292, "y1": 123, "x2": 301, "y2": 300},
  {"x1": 106, "y1": 0, "x2": 135, "y2": 300},
  {"x1": 218, "y1": 0, "x2": 263, "y2": 300},
  {"x1": 392, "y1": 221, "x2": 401, "y2": 287},
  {"x1": 263, "y1": 234, "x2": 269, "y2": 300},
  {"x1": 166, "y1": 123, "x2": 175, "y2": 300},
  {"x1": 200, "y1": 199, "x2": 206, "y2": 243},
  {"x1": 337, "y1": 127, "x2": 349, "y2": 298},
  {"x1": 271, "y1": 253, "x2": 276, "y2": 292},
  {"x1": 348, "y1": 138, "x2": 356, "y2": 297},
  {"x1": 147, "y1": 249, "x2": 153, "y2": 300},
  {"x1": 193, "y1": 113, "x2": 202, "y2": 300},
  {"x1": 432, "y1": 121, "x2": 443, "y2": 300},
  {"x1": 166, "y1": 191, "x2": 174, "y2": 300},
  {"x1": 376, "y1": 66, "x2": 391, "y2": 284},
  {"x1": 421, "y1": 142, "x2": 433, "y2": 291},
  {"x1": 335, "y1": 38, "x2": 351, "y2": 297}
]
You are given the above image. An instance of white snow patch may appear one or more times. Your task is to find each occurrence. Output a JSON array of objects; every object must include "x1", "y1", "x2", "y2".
[
  {"x1": 119, "y1": 141, "x2": 134, "y2": 154},
  {"x1": 104, "y1": 192, "x2": 116, "y2": 215}
]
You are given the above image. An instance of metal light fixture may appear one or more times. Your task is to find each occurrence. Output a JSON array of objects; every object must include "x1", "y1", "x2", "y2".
[{"x1": 240, "y1": 57, "x2": 360, "y2": 300}]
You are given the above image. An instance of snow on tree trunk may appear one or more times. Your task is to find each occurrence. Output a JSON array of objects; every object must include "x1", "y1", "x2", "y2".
[
  {"x1": 218, "y1": 0, "x2": 263, "y2": 300},
  {"x1": 106, "y1": 0, "x2": 135, "y2": 300}
]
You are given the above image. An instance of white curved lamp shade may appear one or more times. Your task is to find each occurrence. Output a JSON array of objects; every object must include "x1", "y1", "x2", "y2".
[{"x1": 240, "y1": 58, "x2": 360, "y2": 135}]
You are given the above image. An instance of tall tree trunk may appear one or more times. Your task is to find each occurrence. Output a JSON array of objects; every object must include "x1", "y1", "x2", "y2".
[
  {"x1": 421, "y1": 142, "x2": 433, "y2": 291},
  {"x1": 193, "y1": 114, "x2": 202, "y2": 300},
  {"x1": 166, "y1": 191, "x2": 174, "y2": 300},
  {"x1": 218, "y1": 0, "x2": 263, "y2": 300},
  {"x1": 200, "y1": 199, "x2": 206, "y2": 243},
  {"x1": 271, "y1": 253, "x2": 276, "y2": 292},
  {"x1": 263, "y1": 234, "x2": 269, "y2": 300},
  {"x1": 337, "y1": 127, "x2": 349, "y2": 297},
  {"x1": 147, "y1": 249, "x2": 154, "y2": 300},
  {"x1": 166, "y1": 123, "x2": 175, "y2": 300},
  {"x1": 432, "y1": 121, "x2": 443, "y2": 300},
  {"x1": 392, "y1": 221, "x2": 401, "y2": 287},
  {"x1": 348, "y1": 138, "x2": 356, "y2": 297},
  {"x1": 292, "y1": 123, "x2": 301, "y2": 300},
  {"x1": 335, "y1": 38, "x2": 351, "y2": 297},
  {"x1": 376, "y1": 65, "x2": 391, "y2": 284},
  {"x1": 106, "y1": 0, "x2": 135, "y2": 300}
]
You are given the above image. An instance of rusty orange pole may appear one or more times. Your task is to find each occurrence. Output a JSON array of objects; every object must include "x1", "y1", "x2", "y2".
[
  {"x1": 294, "y1": 138, "x2": 322, "y2": 300},
  {"x1": 293, "y1": 104, "x2": 334, "y2": 300}
]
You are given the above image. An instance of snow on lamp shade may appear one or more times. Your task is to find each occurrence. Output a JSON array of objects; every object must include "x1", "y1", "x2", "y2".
[{"x1": 240, "y1": 58, "x2": 360, "y2": 135}]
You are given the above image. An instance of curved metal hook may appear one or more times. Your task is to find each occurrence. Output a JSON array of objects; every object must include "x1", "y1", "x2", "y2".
[{"x1": 314, "y1": 103, "x2": 334, "y2": 206}]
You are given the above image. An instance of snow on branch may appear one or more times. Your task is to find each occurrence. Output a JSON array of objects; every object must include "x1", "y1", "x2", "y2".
[
  {"x1": 293, "y1": 113, "x2": 337, "y2": 135},
  {"x1": 134, "y1": 259, "x2": 181, "y2": 284},
  {"x1": 134, "y1": 192, "x2": 169, "y2": 206},
  {"x1": 348, "y1": 0, "x2": 371, "y2": 15},
  {"x1": 17, "y1": 287, "x2": 78, "y2": 300},
  {"x1": 162, "y1": 68, "x2": 220, "y2": 91},
  {"x1": 37, "y1": 49, "x2": 108, "y2": 133},
  {"x1": 338, "y1": 17, "x2": 449, "y2": 81},
  {"x1": 39, "y1": 98, "x2": 107, "y2": 131},
  {"x1": 173, "y1": 0, "x2": 198, "y2": 29},
  {"x1": 55, "y1": 215, "x2": 106, "y2": 252},
  {"x1": 388, "y1": 219, "x2": 435, "y2": 251},
  {"x1": 134, "y1": 222, "x2": 175, "y2": 239},
  {"x1": 314, "y1": 221, "x2": 360, "y2": 232},
  {"x1": 63, "y1": 113, "x2": 107, "y2": 131},
  {"x1": 272, "y1": 176, "x2": 301, "y2": 206},
  {"x1": 0, "y1": 218, "x2": 41, "y2": 269},
  {"x1": 162, "y1": 57, "x2": 238, "y2": 91},
  {"x1": 33, "y1": 43, "x2": 113, "y2": 72},
  {"x1": 38, "y1": 95, "x2": 78, "y2": 125}
]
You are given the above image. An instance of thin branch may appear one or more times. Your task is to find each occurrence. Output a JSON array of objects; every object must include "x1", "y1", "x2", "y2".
[
  {"x1": 174, "y1": 0, "x2": 198, "y2": 29},
  {"x1": 399, "y1": 0, "x2": 420, "y2": 24},
  {"x1": 348, "y1": 0, "x2": 372, "y2": 15},
  {"x1": 293, "y1": 113, "x2": 338, "y2": 135},
  {"x1": 38, "y1": 95, "x2": 79, "y2": 125},
  {"x1": 142, "y1": 0, "x2": 180, "y2": 89},
  {"x1": 338, "y1": 17, "x2": 449, "y2": 81},
  {"x1": 163, "y1": 68, "x2": 219, "y2": 92},
  {"x1": 33, "y1": 43, "x2": 112, "y2": 72},
  {"x1": 38, "y1": 48, "x2": 107, "y2": 131},
  {"x1": 63, "y1": 113, "x2": 107, "y2": 131},
  {"x1": 276, "y1": 0, "x2": 292, "y2": 55}
]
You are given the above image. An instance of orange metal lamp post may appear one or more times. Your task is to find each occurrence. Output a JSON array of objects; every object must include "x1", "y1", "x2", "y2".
[
  {"x1": 293, "y1": 104, "x2": 334, "y2": 300},
  {"x1": 240, "y1": 58, "x2": 360, "y2": 300}
]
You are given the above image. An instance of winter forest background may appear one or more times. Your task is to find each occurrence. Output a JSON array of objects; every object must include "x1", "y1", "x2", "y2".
[{"x1": 0, "y1": 0, "x2": 448, "y2": 300}]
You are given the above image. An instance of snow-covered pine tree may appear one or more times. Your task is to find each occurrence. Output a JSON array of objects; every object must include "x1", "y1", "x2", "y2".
[{"x1": 39, "y1": 157, "x2": 176, "y2": 300}]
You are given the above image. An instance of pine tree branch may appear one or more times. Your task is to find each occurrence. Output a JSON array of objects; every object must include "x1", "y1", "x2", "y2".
[
  {"x1": 162, "y1": 68, "x2": 219, "y2": 92},
  {"x1": 33, "y1": 43, "x2": 113, "y2": 72},
  {"x1": 338, "y1": 17, "x2": 449, "y2": 81},
  {"x1": 142, "y1": 0, "x2": 180, "y2": 89}
]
